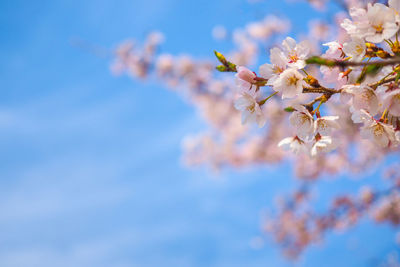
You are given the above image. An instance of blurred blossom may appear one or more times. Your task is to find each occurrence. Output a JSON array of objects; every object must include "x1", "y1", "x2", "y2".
[
  {"x1": 112, "y1": 0, "x2": 400, "y2": 260},
  {"x1": 212, "y1": 25, "x2": 228, "y2": 40}
]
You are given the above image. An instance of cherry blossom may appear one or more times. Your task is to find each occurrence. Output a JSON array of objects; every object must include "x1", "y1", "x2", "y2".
[
  {"x1": 314, "y1": 116, "x2": 340, "y2": 135},
  {"x1": 389, "y1": 0, "x2": 400, "y2": 22},
  {"x1": 272, "y1": 68, "x2": 306, "y2": 99},
  {"x1": 341, "y1": 3, "x2": 399, "y2": 43},
  {"x1": 234, "y1": 91, "x2": 266, "y2": 127},
  {"x1": 359, "y1": 113, "x2": 399, "y2": 147},
  {"x1": 235, "y1": 66, "x2": 257, "y2": 92},
  {"x1": 311, "y1": 135, "x2": 337, "y2": 157},
  {"x1": 278, "y1": 136, "x2": 309, "y2": 155},
  {"x1": 380, "y1": 88, "x2": 400, "y2": 117},
  {"x1": 342, "y1": 37, "x2": 366, "y2": 61},
  {"x1": 289, "y1": 105, "x2": 314, "y2": 140},
  {"x1": 322, "y1": 41, "x2": 343, "y2": 59},
  {"x1": 341, "y1": 85, "x2": 380, "y2": 116},
  {"x1": 259, "y1": 47, "x2": 287, "y2": 85},
  {"x1": 281, "y1": 37, "x2": 311, "y2": 69},
  {"x1": 112, "y1": 0, "x2": 400, "y2": 260}
]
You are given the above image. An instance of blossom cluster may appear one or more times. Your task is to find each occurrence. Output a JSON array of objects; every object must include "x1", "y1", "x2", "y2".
[
  {"x1": 265, "y1": 164, "x2": 400, "y2": 258},
  {"x1": 112, "y1": 0, "x2": 400, "y2": 260},
  {"x1": 229, "y1": 1, "x2": 400, "y2": 159}
]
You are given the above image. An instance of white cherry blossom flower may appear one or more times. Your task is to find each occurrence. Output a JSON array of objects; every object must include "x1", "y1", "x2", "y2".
[
  {"x1": 314, "y1": 116, "x2": 340, "y2": 135},
  {"x1": 341, "y1": 85, "x2": 380, "y2": 116},
  {"x1": 341, "y1": 3, "x2": 399, "y2": 43},
  {"x1": 351, "y1": 86, "x2": 380, "y2": 116},
  {"x1": 320, "y1": 66, "x2": 347, "y2": 88},
  {"x1": 350, "y1": 108, "x2": 372, "y2": 124},
  {"x1": 278, "y1": 136, "x2": 309, "y2": 154},
  {"x1": 235, "y1": 66, "x2": 256, "y2": 92},
  {"x1": 311, "y1": 135, "x2": 337, "y2": 157},
  {"x1": 390, "y1": 0, "x2": 400, "y2": 12},
  {"x1": 323, "y1": 41, "x2": 343, "y2": 59},
  {"x1": 341, "y1": 7, "x2": 369, "y2": 39},
  {"x1": 389, "y1": 0, "x2": 400, "y2": 22},
  {"x1": 365, "y1": 3, "x2": 399, "y2": 43},
  {"x1": 380, "y1": 88, "x2": 400, "y2": 116},
  {"x1": 319, "y1": 42, "x2": 346, "y2": 87},
  {"x1": 342, "y1": 37, "x2": 366, "y2": 61},
  {"x1": 272, "y1": 68, "x2": 306, "y2": 99},
  {"x1": 259, "y1": 47, "x2": 287, "y2": 86},
  {"x1": 281, "y1": 37, "x2": 311, "y2": 69},
  {"x1": 360, "y1": 117, "x2": 399, "y2": 147},
  {"x1": 289, "y1": 105, "x2": 315, "y2": 140},
  {"x1": 234, "y1": 91, "x2": 266, "y2": 127}
]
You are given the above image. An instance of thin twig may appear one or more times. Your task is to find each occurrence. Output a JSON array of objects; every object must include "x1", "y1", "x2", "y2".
[
  {"x1": 306, "y1": 57, "x2": 400, "y2": 68},
  {"x1": 369, "y1": 76, "x2": 397, "y2": 89}
]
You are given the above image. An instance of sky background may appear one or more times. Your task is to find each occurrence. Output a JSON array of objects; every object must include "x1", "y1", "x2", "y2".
[{"x1": 0, "y1": 0, "x2": 399, "y2": 266}]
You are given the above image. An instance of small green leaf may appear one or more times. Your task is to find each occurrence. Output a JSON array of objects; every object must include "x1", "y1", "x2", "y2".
[{"x1": 284, "y1": 106, "x2": 295, "y2": 112}]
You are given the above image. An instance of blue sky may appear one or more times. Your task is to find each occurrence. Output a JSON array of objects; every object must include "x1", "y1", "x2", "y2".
[{"x1": 0, "y1": 0, "x2": 399, "y2": 266}]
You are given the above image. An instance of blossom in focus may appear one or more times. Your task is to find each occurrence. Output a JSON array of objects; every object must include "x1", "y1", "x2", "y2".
[
  {"x1": 359, "y1": 112, "x2": 399, "y2": 147},
  {"x1": 319, "y1": 41, "x2": 347, "y2": 87},
  {"x1": 272, "y1": 68, "x2": 306, "y2": 99},
  {"x1": 289, "y1": 105, "x2": 314, "y2": 140},
  {"x1": 278, "y1": 136, "x2": 309, "y2": 154},
  {"x1": 380, "y1": 88, "x2": 400, "y2": 117},
  {"x1": 341, "y1": 3, "x2": 399, "y2": 43},
  {"x1": 314, "y1": 116, "x2": 340, "y2": 135},
  {"x1": 113, "y1": 0, "x2": 400, "y2": 259},
  {"x1": 341, "y1": 85, "x2": 380, "y2": 116},
  {"x1": 235, "y1": 66, "x2": 257, "y2": 92},
  {"x1": 281, "y1": 37, "x2": 311, "y2": 69},
  {"x1": 259, "y1": 47, "x2": 287, "y2": 85},
  {"x1": 320, "y1": 65, "x2": 347, "y2": 87},
  {"x1": 389, "y1": 0, "x2": 400, "y2": 22},
  {"x1": 342, "y1": 37, "x2": 366, "y2": 61},
  {"x1": 319, "y1": 42, "x2": 346, "y2": 87},
  {"x1": 323, "y1": 41, "x2": 343, "y2": 59},
  {"x1": 234, "y1": 91, "x2": 266, "y2": 127},
  {"x1": 311, "y1": 135, "x2": 337, "y2": 157}
]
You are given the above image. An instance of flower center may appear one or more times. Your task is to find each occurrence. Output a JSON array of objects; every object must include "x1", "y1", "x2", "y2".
[
  {"x1": 318, "y1": 120, "x2": 327, "y2": 131},
  {"x1": 299, "y1": 113, "x2": 311, "y2": 126},
  {"x1": 355, "y1": 45, "x2": 364, "y2": 55},
  {"x1": 287, "y1": 75, "x2": 299, "y2": 86},
  {"x1": 361, "y1": 89, "x2": 375, "y2": 102},
  {"x1": 288, "y1": 54, "x2": 298, "y2": 63},
  {"x1": 373, "y1": 124, "x2": 384, "y2": 138},
  {"x1": 273, "y1": 66, "x2": 284, "y2": 74},
  {"x1": 246, "y1": 103, "x2": 256, "y2": 113},
  {"x1": 373, "y1": 24, "x2": 384, "y2": 34}
]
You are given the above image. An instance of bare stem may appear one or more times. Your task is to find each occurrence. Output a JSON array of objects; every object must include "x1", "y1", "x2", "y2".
[
  {"x1": 258, "y1": 91, "x2": 278, "y2": 106},
  {"x1": 306, "y1": 57, "x2": 400, "y2": 68},
  {"x1": 369, "y1": 75, "x2": 397, "y2": 89}
]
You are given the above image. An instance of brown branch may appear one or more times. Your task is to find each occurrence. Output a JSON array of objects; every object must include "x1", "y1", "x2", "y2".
[
  {"x1": 306, "y1": 56, "x2": 400, "y2": 68},
  {"x1": 369, "y1": 76, "x2": 397, "y2": 89},
  {"x1": 303, "y1": 86, "x2": 340, "y2": 95}
]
